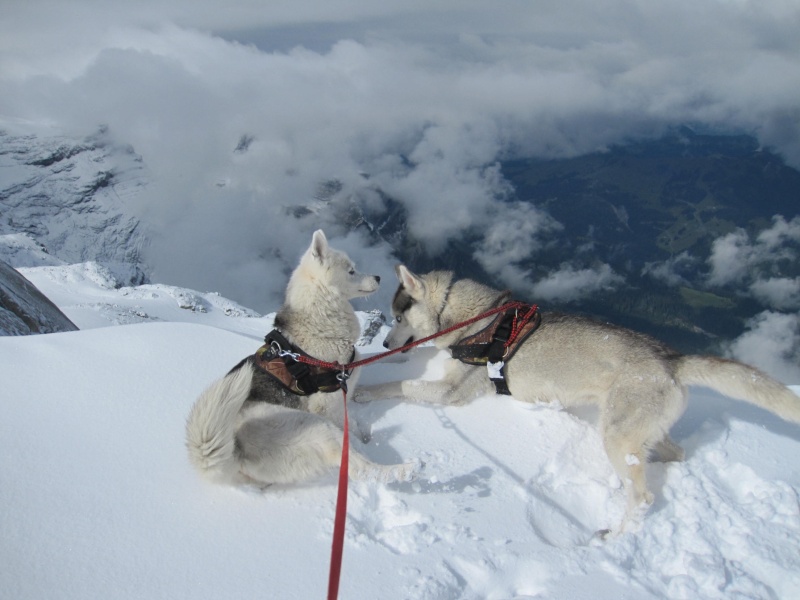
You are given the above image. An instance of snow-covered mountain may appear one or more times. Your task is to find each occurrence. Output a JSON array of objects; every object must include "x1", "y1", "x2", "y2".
[
  {"x1": 18, "y1": 260, "x2": 386, "y2": 346},
  {"x1": 2, "y1": 262, "x2": 799, "y2": 599},
  {"x1": 0, "y1": 126, "x2": 150, "y2": 285},
  {"x1": 4, "y1": 124, "x2": 798, "y2": 361},
  {"x1": 0, "y1": 125, "x2": 402, "y2": 318}
]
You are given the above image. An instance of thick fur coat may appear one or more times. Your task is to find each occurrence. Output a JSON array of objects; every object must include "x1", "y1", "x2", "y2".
[
  {"x1": 185, "y1": 231, "x2": 416, "y2": 488},
  {"x1": 357, "y1": 266, "x2": 800, "y2": 535}
]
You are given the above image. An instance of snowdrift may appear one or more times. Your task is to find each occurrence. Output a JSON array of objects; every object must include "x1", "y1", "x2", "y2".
[{"x1": 1, "y1": 267, "x2": 799, "y2": 599}]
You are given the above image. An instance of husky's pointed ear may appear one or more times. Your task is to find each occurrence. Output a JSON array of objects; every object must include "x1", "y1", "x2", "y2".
[
  {"x1": 310, "y1": 229, "x2": 328, "y2": 262},
  {"x1": 396, "y1": 264, "x2": 424, "y2": 298}
]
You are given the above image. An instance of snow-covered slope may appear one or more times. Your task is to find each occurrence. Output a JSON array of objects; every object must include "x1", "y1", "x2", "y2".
[
  {"x1": 1, "y1": 265, "x2": 799, "y2": 599},
  {"x1": 0, "y1": 126, "x2": 149, "y2": 284},
  {"x1": 18, "y1": 261, "x2": 268, "y2": 336}
]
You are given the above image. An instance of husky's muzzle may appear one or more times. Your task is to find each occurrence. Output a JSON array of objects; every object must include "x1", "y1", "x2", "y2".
[{"x1": 384, "y1": 336, "x2": 414, "y2": 352}]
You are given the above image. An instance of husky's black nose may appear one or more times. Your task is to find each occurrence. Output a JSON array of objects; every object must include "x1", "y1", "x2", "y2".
[
  {"x1": 375, "y1": 275, "x2": 381, "y2": 283},
  {"x1": 383, "y1": 340, "x2": 389, "y2": 348}
]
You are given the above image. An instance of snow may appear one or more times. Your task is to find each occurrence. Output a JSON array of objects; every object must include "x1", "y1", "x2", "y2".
[
  {"x1": 0, "y1": 233, "x2": 66, "y2": 269},
  {"x1": 2, "y1": 265, "x2": 800, "y2": 599}
]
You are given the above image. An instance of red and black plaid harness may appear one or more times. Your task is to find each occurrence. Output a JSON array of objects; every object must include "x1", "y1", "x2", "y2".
[
  {"x1": 239, "y1": 302, "x2": 539, "y2": 399},
  {"x1": 449, "y1": 302, "x2": 541, "y2": 395},
  {"x1": 251, "y1": 329, "x2": 353, "y2": 396}
]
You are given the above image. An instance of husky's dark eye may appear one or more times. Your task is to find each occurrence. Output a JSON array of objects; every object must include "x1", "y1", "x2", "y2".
[
  {"x1": 348, "y1": 268, "x2": 355, "y2": 275},
  {"x1": 395, "y1": 315, "x2": 403, "y2": 323}
]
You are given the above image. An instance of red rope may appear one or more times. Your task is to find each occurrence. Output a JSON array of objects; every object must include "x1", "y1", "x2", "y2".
[
  {"x1": 506, "y1": 304, "x2": 538, "y2": 348},
  {"x1": 298, "y1": 300, "x2": 529, "y2": 373},
  {"x1": 316, "y1": 299, "x2": 532, "y2": 600},
  {"x1": 327, "y1": 387, "x2": 349, "y2": 600}
]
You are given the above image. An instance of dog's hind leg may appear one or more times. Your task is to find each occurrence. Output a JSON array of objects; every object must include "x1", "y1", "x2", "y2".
[
  {"x1": 652, "y1": 435, "x2": 685, "y2": 462},
  {"x1": 348, "y1": 450, "x2": 419, "y2": 483},
  {"x1": 599, "y1": 376, "x2": 688, "y2": 535},
  {"x1": 237, "y1": 406, "x2": 415, "y2": 486},
  {"x1": 600, "y1": 433, "x2": 654, "y2": 538},
  {"x1": 599, "y1": 404, "x2": 657, "y2": 533}
]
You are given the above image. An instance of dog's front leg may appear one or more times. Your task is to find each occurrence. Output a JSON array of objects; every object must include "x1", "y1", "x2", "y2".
[
  {"x1": 355, "y1": 360, "x2": 488, "y2": 405},
  {"x1": 354, "y1": 379, "x2": 457, "y2": 404},
  {"x1": 354, "y1": 381, "x2": 405, "y2": 403}
]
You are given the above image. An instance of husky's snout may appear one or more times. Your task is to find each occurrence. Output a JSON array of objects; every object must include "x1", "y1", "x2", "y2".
[{"x1": 383, "y1": 335, "x2": 413, "y2": 351}]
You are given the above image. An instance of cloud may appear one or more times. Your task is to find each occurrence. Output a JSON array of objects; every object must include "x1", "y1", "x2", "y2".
[
  {"x1": 755, "y1": 213, "x2": 800, "y2": 247},
  {"x1": 2, "y1": 1, "x2": 800, "y2": 312},
  {"x1": 708, "y1": 216, "x2": 800, "y2": 278},
  {"x1": 706, "y1": 216, "x2": 800, "y2": 309},
  {"x1": 531, "y1": 263, "x2": 624, "y2": 303},
  {"x1": 471, "y1": 201, "x2": 578, "y2": 297},
  {"x1": 749, "y1": 277, "x2": 800, "y2": 311},
  {"x1": 724, "y1": 311, "x2": 800, "y2": 384},
  {"x1": 473, "y1": 202, "x2": 563, "y2": 271},
  {"x1": 642, "y1": 251, "x2": 696, "y2": 287},
  {"x1": 706, "y1": 229, "x2": 754, "y2": 287}
]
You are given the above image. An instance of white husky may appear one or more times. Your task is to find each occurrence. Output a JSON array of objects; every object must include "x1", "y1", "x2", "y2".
[
  {"x1": 357, "y1": 265, "x2": 800, "y2": 534},
  {"x1": 185, "y1": 230, "x2": 416, "y2": 488}
]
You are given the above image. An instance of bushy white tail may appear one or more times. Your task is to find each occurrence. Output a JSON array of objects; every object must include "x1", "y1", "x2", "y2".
[
  {"x1": 677, "y1": 356, "x2": 800, "y2": 423},
  {"x1": 185, "y1": 363, "x2": 253, "y2": 483}
]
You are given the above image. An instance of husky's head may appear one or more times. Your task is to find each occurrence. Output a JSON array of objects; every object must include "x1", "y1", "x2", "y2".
[
  {"x1": 383, "y1": 265, "x2": 452, "y2": 350},
  {"x1": 297, "y1": 229, "x2": 381, "y2": 299}
]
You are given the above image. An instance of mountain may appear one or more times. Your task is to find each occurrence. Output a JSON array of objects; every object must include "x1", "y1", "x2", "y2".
[
  {"x1": 293, "y1": 128, "x2": 799, "y2": 354},
  {"x1": 0, "y1": 258, "x2": 78, "y2": 335},
  {"x1": 17, "y1": 260, "x2": 387, "y2": 347},
  {"x1": 497, "y1": 128, "x2": 800, "y2": 351},
  {"x1": 328, "y1": 128, "x2": 799, "y2": 354},
  {"x1": 506, "y1": 129, "x2": 798, "y2": 260},
  {"x1": 0, "y1": 125, "x2": 150, "y2": 285},
  {"x1": 2, "y1": 122, "x2": 797, "y2": 598},
  {"x1": 2, "y1": 125, "x2": 797, "y2": 353}
]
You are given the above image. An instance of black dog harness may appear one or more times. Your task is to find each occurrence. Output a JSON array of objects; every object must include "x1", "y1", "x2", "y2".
[
  {"x1": 449, "y1": 303, "x2": 540, "y2": 395},
  {"x1": 257, "y1": 329, "x2": 354, "y2": 395},
  {"x1": 230, "y1": 329, "x2": 354, "y2": 400}
]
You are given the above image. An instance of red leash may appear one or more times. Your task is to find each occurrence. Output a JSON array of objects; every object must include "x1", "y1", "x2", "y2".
[
  {"x1": 327, "y1": 386, "x2": 349, "y2": 600},
  {"x1": 302, "y1": 300, "x2": 530, "y2": 373},
  {"x1": 316, "y1": 300, "x2": 532, "y2": 600}
]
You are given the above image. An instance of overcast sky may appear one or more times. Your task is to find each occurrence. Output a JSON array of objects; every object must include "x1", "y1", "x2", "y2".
[{"x1": 1, "y1": 0, "x2": 799, "y2": 365}]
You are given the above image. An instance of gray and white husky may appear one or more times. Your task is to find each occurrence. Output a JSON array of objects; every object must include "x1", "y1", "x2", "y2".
[
  {"x1": 185, "y1": 230, "x2": 416, "y2": 488},
  {"x1": 357, "y1": 265, "x2": 800, "y2": 534}
]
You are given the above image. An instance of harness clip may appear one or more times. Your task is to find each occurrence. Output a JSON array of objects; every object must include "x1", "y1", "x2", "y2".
[
  {"x1": 336, "y1": 370, "x2": 350, "y2": 393},
  {"x1": 270, "y1": 340, "x2": 300, "y2": 361}
]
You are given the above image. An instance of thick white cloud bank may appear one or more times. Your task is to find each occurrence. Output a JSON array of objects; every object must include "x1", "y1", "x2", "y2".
[
  {"x1": 707, "y1": 216, "x2": 800, "y2": 309},
  {"x1": 725, "y1": 311, "x2": 800, "y2": 383},
  {"x1": 2, "y1": 0, "x2": 799, "y2": 310}
]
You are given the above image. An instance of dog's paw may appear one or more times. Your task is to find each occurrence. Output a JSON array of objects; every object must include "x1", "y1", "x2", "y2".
[
  {"x1": 349, "y1": 417, "x2": 372, "y2": 443},
  {"x1": 395, "y1": 458, "x2": 424, "y2": 483},
  {"x1": 594, "y1": 528, "x2": 613, "y2": 542},
  {"x1": 358, "y1": 426, "x2": 372, "y2": 444},
  {"x1": 353, "y1": 388, "x2": 376, "y2": 403},
  {"x1": 381, "y1": 458, "x2": 424, "y2": 484},
  {"x1": 588, "y1": 526, "x2": 633, "y2": 545},
  {"x1": 353, "y1": 458, "x2": 423, "y2": 484},
  {"x1": 613, "y1": 497, "x2": 652, "y2": 537}
]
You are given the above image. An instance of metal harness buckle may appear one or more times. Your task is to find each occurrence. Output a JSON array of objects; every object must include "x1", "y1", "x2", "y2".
[{"x1": 270, "y1": 339, "x2": 300, "y2": 361}]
